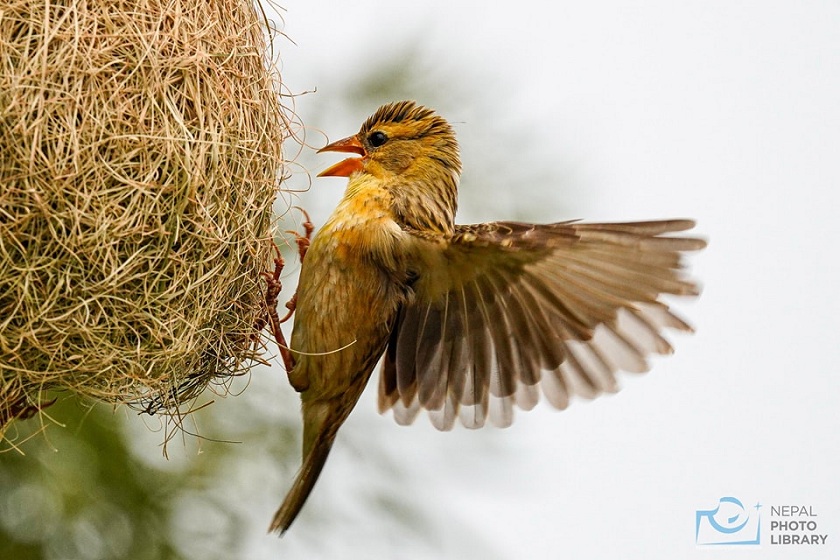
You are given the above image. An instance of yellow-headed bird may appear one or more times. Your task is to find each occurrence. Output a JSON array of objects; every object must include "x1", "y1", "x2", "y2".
[{"x1": 270, "y1": 101, "x2": 705, "y2": 533}]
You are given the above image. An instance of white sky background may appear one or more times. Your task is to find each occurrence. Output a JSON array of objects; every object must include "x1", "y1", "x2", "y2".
[{"x1": 252, "y1": 1, "x2": 840, "y2": 558}]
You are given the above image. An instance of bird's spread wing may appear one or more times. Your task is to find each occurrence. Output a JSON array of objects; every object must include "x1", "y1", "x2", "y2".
[{"x1": 377, "y1": 219, "x2": 706, "y2": 430}]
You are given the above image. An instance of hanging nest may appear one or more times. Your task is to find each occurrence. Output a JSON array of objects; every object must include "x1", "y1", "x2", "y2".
[{"x1": 0, "y1": 0, "x2": 290, "y2": 439}]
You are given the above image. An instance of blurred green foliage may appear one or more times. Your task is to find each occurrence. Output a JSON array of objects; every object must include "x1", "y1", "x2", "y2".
[
  {"x1": 1, "y1": 371, "x2": 304, "y2": 560},
  {"x1": 1, "y1": 398, "x2": 185, "y2": 559}
]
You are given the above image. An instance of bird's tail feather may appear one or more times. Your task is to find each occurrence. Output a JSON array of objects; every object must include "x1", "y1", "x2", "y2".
[{"x1": 269, "y1": 405, "x2": 338, "y2": 535}]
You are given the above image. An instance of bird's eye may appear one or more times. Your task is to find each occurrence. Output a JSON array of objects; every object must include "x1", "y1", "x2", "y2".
[{"x1": 368, "y1": 131, "x2": 388, "y2": 147}]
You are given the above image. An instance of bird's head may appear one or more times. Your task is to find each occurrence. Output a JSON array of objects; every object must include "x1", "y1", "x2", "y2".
[{"x1": 318, "y1": 101, "x2": 461, "y2": 232}]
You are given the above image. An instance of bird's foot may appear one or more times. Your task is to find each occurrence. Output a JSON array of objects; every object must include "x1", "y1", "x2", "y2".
[
  {"x1": 287, "y1": 206, "x2": 314, "y2": 264},
  {"x1": 253, "y1": 241, "x2": 295, "y2": 372}
]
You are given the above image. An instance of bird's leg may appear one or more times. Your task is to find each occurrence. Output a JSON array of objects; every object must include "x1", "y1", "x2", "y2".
[
  {"x1": 276, "y1": 208, "x2": 314, "y2": 324},
  {"x1": 253, "y1": 210, "x2": 314, "y2": 373},
  {"x1": 292, "y1": 207, "x2": 314, "y2": 263},
  {"x1": 254, "y1": 242, "x2": 296, "y2": 373}
]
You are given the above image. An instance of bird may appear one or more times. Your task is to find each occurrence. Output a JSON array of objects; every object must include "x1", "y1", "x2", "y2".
[{"x1": 269, "y1": 100, "x2": 706, "y2": 534}]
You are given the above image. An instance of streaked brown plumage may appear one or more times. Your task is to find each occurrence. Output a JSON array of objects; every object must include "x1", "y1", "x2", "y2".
[{"x1": 269, "y1": 100, "x2": 706, "y2": 533}]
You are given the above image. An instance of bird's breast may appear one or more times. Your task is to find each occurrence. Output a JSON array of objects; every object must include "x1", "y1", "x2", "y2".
[{"x1": 288, "y1": 182, "x2": 410, "y2": 397}]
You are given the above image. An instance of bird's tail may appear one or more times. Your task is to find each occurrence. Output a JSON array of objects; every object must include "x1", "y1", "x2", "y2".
[{"x1": 269, "y1": 401, "x2": 339, "y2": 535}]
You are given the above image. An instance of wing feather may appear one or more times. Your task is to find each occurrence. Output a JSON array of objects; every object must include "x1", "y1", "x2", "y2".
[
  {"x1": 378, "y1": 219, "x2": 706, "y2": 430},
  {"x1": 415, "y1": 303, "x2": 447, "y2": 410},
  {"x1": 394, "y1": 306, "x2": 419, "y2": 408},
  {"x1": 446, "y1": 288, "x2": 470, "y2": 405}
]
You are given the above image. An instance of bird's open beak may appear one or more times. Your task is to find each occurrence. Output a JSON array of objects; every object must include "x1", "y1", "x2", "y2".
[{"x1": 317, "y1": 135, "x2": 366, "y2": 177}]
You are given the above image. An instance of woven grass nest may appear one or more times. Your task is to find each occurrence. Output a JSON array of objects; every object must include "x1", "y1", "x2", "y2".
[{"x1": 0, "y1": 0, "x2": 289, "y2": 438}]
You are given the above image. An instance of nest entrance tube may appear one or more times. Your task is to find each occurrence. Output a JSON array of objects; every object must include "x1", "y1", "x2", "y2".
[{"x1": 0, "y1": 0, "x2": 289, "y2": 436}]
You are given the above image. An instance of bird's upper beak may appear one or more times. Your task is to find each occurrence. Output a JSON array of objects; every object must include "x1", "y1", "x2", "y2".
[{"x1": 317, "y1": 135, "x2": 366, "y2": 177}]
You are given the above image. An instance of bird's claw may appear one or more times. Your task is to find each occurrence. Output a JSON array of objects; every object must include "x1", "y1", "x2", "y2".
[
  {"x1": 286, "y1": 207, "x2": 313, "y2": 263},
  {"x1": 253, "y1": 210, "x2": 315, "y2": 373}
]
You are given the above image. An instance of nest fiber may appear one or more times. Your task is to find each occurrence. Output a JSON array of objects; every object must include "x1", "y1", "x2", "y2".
[{"x1": 0, "y1": 0, "x2": 287, "y2": 434}]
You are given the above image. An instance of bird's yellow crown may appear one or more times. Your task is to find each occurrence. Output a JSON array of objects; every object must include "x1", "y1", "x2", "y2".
[
  {"x1": 360, "y1": 101, "x2": 460, "y2": 173},
  {"x1": 320, "y1": 100, "x2": 462, "y2": 234}
]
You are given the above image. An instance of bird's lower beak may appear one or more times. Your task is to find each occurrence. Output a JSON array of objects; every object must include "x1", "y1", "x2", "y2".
[{"x1": 317, "y1": 135, "x2": 366, "y2": 177}]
